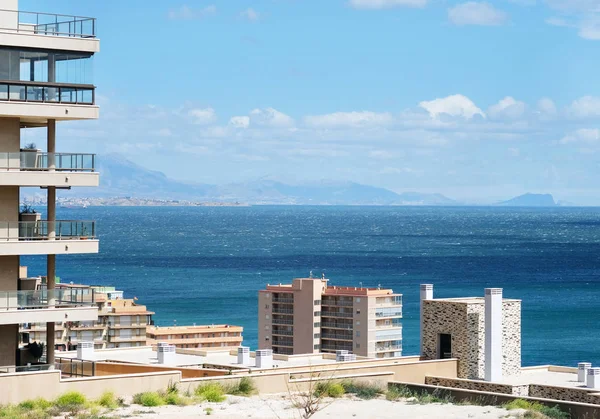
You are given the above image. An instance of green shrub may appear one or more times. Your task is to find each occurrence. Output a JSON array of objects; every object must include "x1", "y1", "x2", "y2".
[
  {"x1": 195, "y1": 383, "x2": 226, "y2": 403},
  {"x1": 386, "y1": 385, "x2": 414, "y2": 401},
  {"x1": 96, "y1": 391, "x2": 119, "y2": 409},
  {"x1": 226, "y1": 377, "x2": 256, "y2": 396},
  {"x1": 504, "y1": 399, "x2": 535, "y2": 410},
  {"x1": 204, "y1": 407, "x2": 214, "y2": 415},
  {"x1": 503, "y1": 399, "x2": 568, "y2": 419},
  {"x1": 132, "y1": 392, "x2": 164, "y2": 407},
  {"x1": 314, "y1": 382, "x2": 345, "y2": 398},
  {"x1": 54, "y1": 392, "x2": 87, "y2": 410},
  {"x1": 341, "y1": 381, "x2": 384, "y2": 400}
]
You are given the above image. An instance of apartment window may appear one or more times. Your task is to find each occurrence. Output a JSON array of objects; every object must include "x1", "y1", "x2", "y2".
[
  {"x1": 265, "y1": 325, "x2": 270, "y2": 330},
  {"x1": 356, "y1": 321, "x2": 360, "y2": 326},
  {"x1": 314, "y1": 333, "x2": 320, "y2": 339},
  {"x1": 356, "y1": 331, "x2": 360, "y2": 337},
  {"x1": 356, "y1": 298, "x2": 361, "y2": 303},
  {"x1": 265, "y1": 314, "x2": 270, "y2": 319},
  {"x1": 314, "y1": 322, "x2": 320, "y2": 327},
  {"x1": 356, "y1": 309, "x2": 361, "y2": 314},
  {"x1": 356, "y1": 343, "x2": 360, "y2": 349},
  {"x1": 314, "y1": 344, "x2": 320, "y2": 350},
  {"x1": 314, "y1": 300, "x2": 321, "y2": 306},
  {"x1": 265, "y1": 336, "x2": 270, "y2": 341},
  {"x1": 265, "y1": 304, "x2": 270, "y2": 309},
  {"x1": 314, "y1": 311, "x2": 321, "y2": 317}
]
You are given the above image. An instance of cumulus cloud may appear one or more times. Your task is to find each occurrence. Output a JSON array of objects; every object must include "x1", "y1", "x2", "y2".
[
  {"x1": 304, "y1": 111, "x2": 394, "y2": 128},
  {"x1": 488, "y1": 97, "x2": 527, "y2": 119},
  {"x1": 544, "y1": 1, "x2": 600, "y2": 40},
  {"x1": 189, "y1": 108, "x2": 217, "y2": 125},
  {"x1": 348, "y1": 0, "x2": 428, "y2": 9},
  {"x1": 229, "y1": 116, "x2": 250, "y2": 129},
  {"x1": 168, "y1": 5, "x2": 216, "y2": 20},
  {"x1": 537, "y1": 97, "x2": 557, "y2": 117},
  {"x1": 249, "y1": 108, "x2": 295, "y2": 128},
  {"x1": 560, "y1": 128, "x2": 600, "y2": 144},
  {"x1": 566, "y1": 96, "x2": 600, "y2": 119},
  {"x1": 240, "y1": 8, "x2": 260, "y2": 21},
  {"x1": 419, "y1": 94, "x2": 486, "y2": 119},
  {"x1": 448, "y1": 2, "x2": 508, "y2": 26}
]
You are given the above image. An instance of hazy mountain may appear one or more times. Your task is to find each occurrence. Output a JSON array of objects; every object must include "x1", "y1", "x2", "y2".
[
  {"x1": 497, "y1": 193, "x2": 556, "y2": 207},
  {"x1": 75, "y1": 154, "x2": 457, "y2": 205}
]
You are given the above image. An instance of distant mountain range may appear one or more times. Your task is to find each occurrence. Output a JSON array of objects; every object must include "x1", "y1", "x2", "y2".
[
  {"x1": 497, "y1": 193, "x2": 557, "y2": 207},
  {"x1": 75, "y1": 154, "x2": 456, "y2": 205}
]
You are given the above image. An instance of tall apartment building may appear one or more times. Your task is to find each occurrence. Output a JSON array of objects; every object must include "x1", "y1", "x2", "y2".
[
  {"x1": 258, "y1": 277, "x2": 403, "y2": 358},
  {"x1": 146, "y1": 325, "x2": 243, "y2": 350},
  {"x1": 21, "y1": 281, "x2": 154, "y2": 350},
  {"x1": 0, "y1": 2, "x2": 100, "y2": 367}
]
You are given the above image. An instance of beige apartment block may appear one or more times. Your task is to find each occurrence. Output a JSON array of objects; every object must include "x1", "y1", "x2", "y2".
[
  {"x1": 22, "y1": 281, "x2": 154, "y2": 350},
  {"x1": 258, "y1": 277, "x2": 402, "y2": 358},
  {"x1": 146, "y1": 325, "x2": 243, "y2": 350},
  {"x1": 0, "y1": 1, "x2": 100, "y2": 368}
]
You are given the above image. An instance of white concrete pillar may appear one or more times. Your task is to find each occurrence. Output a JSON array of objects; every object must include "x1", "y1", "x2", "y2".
[
  {"x1": 47, "y1": 119, "x2": 56, "y2": 171},
  {"x1": 588, "y1": 368, "x2": 600, "y2": 389},
  {"x1": 578, "y1": 362, "x2": 591, "y2": 383},
  {"x1": 485, "y1": 288, "x2": 503, "y2": 382},
  {"x1": 420, "y1": 284, "x2": 433, "y2": 357}
]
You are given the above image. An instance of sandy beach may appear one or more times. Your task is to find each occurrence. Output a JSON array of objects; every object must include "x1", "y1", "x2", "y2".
[{"x1": 111, "y1": 395, "x2": 519, "y2": 419}]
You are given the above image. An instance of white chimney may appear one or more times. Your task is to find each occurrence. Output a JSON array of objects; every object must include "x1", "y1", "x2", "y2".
[
  {"x1": 420, "y1": 284, "x2": 433, "y2": 357},
  {"x1": 157, "y1": 344, "x2": 176, "y2": 365},
  {"x1": 485, "y1": 288, "x2": 503, "y2": 382},
  {"x1": 255, "y1": 349, "x2": 273, "y2": 369},
  {"x1": 77, "y1": 341, "x2": 94, "y2": 360},
  {"x1": 237, "y1": 346, "x2": 250, "y2": 365},
  {"x1": 588, "y1": 368, "x2": 600, "y2": 389},
  {"x1": 578, "y1": 362, "x2": 591, "y2": 383}
]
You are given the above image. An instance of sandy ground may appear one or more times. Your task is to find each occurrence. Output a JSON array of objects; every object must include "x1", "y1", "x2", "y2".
[{"x1": 111, "y1": 395, "x2": 521, "y2": 419}]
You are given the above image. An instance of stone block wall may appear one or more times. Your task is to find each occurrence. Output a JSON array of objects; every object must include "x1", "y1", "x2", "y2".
[
  {"x1": 425, "y1": 376, "x2": 529, "y2": 396},
  {"x1": 529, "y1": 385, "x2": 600, "y2": 405},
  {"x1": 422, "y1": 299, "x2": 521, "y2": 379}
]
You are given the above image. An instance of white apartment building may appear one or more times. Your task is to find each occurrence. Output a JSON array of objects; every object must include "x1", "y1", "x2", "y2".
[{"x1": 0, "y1": 1, "x2": 100, "y2": 368}]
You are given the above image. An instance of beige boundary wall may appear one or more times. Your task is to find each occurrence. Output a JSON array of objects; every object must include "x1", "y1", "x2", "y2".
[
  {"x1": 0, "y1": 357, "x2": 457, "y2": 404},
  {"x1": 425, "y1": 376, "x2": 529, "y2": 396}
]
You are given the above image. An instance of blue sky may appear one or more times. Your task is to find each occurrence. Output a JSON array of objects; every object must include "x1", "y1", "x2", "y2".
[{"x1": 23, "y1": 0, "x2": 600, "y2": 204}]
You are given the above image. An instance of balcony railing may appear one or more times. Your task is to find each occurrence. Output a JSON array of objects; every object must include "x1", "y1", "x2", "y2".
[
  {"x1": 0, "y1": 81, "x2": 95, "y2": 105},
  {"x1": 272, "y1": 297, "x2": 294, "y2": 304},
  {"x1": 271, "y1": 329, "x2": 293, "y2": 336},
  {"x1": 0, "y1": 289, "x2": 95, "y2": 310},
  {"x1": 375, "y1": 307, "x2": 403, "y2": 318},
  {"x1": 0, "y1": 9, "x2": 96, "y2": 38},
  {"x1": 322, "y1": 300, "x2": 353, "y2": 307},
  {"x1": 272, "y1": 308, "x2": 294, "y2": 315},
  {"x1": 376, "y1": 344, "x2": 403, "y2": 352},
  {"x1": 0, "y1": 220, "x2": 96, "y2": 241},
  {"x1": 321, "y1": 332, "x2": 353, "y2": 341},
  {"x1": 321, "y1": 343, "x2": 353, "y2": 351},
  {"x1": 321, "y1": 311, "x2": 353, "y2": 318},
  {"x1": 0, "y1": 152, "x2": 95, "y2": 172},
  {"x1": 271, "y1": 318, "x2": 293, "y2": 325},
  {"x1": 272, "y1": 340, "x2": 293, "y2": 347},
  {"x1": 321, "y1": 321, "x2": 352, "y2": 329}
]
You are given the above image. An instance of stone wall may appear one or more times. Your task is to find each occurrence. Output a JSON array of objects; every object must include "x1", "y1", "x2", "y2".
[
  {"x1": 422, "y1": 299, "x2": 521, "y2": 379},
  {"x1": 529, "y1": 384, "x2": 600, "y2": 405},
  {"x1": 425, "y1": 376, "x2": 529, "y2": 396}
]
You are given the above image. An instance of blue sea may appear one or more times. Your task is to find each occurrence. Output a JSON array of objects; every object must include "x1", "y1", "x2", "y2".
[{"x1": 22, "y1": 206, "x2": 600, "y2": 367}]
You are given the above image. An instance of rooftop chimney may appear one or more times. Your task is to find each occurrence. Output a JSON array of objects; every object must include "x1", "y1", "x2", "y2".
[
  {"x1": 77, "y1": 341, "x2": 94, "y2": 360},
  {"x1": 420, "y1": 284, "x2": 433, "y2": 357},
  {"x1": 237, "y1": 346, "x2": 250, "y2": 365},
  {"x1": 255, "y1": 349, "x2": 273, "y2": 369},
  {"x1": 588, "y1": 368, "x2": 600, "y2": 389},
  {"x1": 485, "y1": 288, "x2": 502, "y2": 382},
  {"x1": 578, "y1": 362, "x2": 592, "y2": 383},
  {"x1": 157, "y1": 344, "x2": 176, "y2": 365}
]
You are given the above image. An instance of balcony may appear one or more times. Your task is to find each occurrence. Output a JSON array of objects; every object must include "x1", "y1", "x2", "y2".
[
  {"x1": 375, "y1": 307, "x2": 403, "y2": 319},
  {"x1": 0, "y1": 152, "x2": 97, "y2": 187},
  {"x1": 271, "y1": 329, "x2": 293, "y2": 336},
  {"x1": 272, "y1": 297, "x2": 293, "y2": 304},
  {"x1": 272, "y1": 307, "x2": 293, "y2": 315},
  {"x1": 321, "y1": 321, "x2": 352, "y2": 330},
  {"x1": 272, "y1": 340, "x2": 293, "y2": 347},
  {"x1": 321, "y1": 311, "x2": 353, "y2": 318},
  {"x1": 0, "y1": 289, "x2": 98, "y2": 325},
  {"x1": 0, "y1": 220, "x2": 98, "y2": 255},
  {"x1": 321, "y1": 343, "x2": 353, "y2": 352},
  {"x1": 321, "y1": 332, "x2": 352, "y2": 341},
  {"x1": 375, "y1": 340, "x2": 403, "y2": 352},
  {"x1": 108, "y1": 336, "x2": 146, "y2": 343},
  {"x1": 322, "y1": 299, "x2": 353, "y2": 307},
  {"x1": 271, "y1": 318, "x2": 293, "y2": 325}
]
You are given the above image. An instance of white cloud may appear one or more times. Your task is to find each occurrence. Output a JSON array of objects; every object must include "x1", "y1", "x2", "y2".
[
  {"x1": 567, "y1": 96, "x2": 600, "y2": 118},
  {"x1": 560, "y1": 128, "x2": 600, "y2": 144},
  {"x1": 229, "y1": 116, "x2": 250, "y2": 129},
  {"x1": 348, "y1": 0, "x2": 428, "y2": 9},
  {"x1": 579, "y1": 18, "x2": 600, "y2": 39},
  {"x1": 545, "y1": 17, "x2": 573, "y2": 27},
  {"x1": 249, "y1": 108, "x2": 295, "y2": 128},
  {"x1": 369, "y1": 150, "x2": 397, "y2": 159},
  {"x1": 168, "y1": 5, "x2": 216, "y2": 20},
  {"x1": 488, "y1": 97, "x2": 527, "y2": 119},
  {"x1": 537, "y1": 97, "x2": 557, "y2": 117},
  {"x1": 304, "y1": 111, "x2": 394, "y2": 128},
  {"x1": 240, "y1": 8, "x2": 260, "y2": 21},
  {"x1": 419, "y1": 94, "x2": 486, "y2": 119},
  {"x1": 380, "y1": 167, "x2": 420, "y2": 174},
  {"x1": 544, "y1": 1, "x2": 600, "y2": 39},
  {"x1": 155, "y1": 128, "x2": 173, "y2": 137},
  {"x1": 189, "y1": 108, "x2": 217, "y2": 125},
  {"x1": 448, "y1": 2, "x2": 508, "y2": 26}
]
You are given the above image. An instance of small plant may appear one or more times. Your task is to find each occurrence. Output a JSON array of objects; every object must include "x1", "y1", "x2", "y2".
[
  {"x1": 24, "y1": 143, "x2": 37, "y2": 150},
  {"x1": 96, "y1": 391, "x2": 119, "y2": 409},
  {"x1": 18, "y1": 398, "x2": 52, "y2": 411},
  {"x1": 54, "y1": 391, "x2": 87, "y2": 413},
  {"x1": 341, "y1": 381, "x2": 384, "y2": 400},
  {"x1": 314, "y1": 382, "x2": 345, "y2": 398},
  {"x1": 204, "y1": 407, "x2": 214, "y2": 415},
  {"x1": 20, "y1": 204, "x2": 37, "y2": 214},
  {"x1": 195, "y1": 383, "x2": 226, "y2": 403},
  {"x1": 385, "y1": 385, "x2": 414, "y2": 401},
  {"x1": 166, "y1": 380, "x2": 179, "y2": 395},
  {"x1": 503, "y1": 399, "x2": 568, "y2": 419},
  {"x1": 225, "y1": 377, "x2": 257, "y2": 396},
  {"x1": 132, "y1": 392, "x2": 164, "y2": 407}
]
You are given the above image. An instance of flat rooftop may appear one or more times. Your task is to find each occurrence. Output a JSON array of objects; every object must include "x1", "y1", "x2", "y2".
[
  {"x1": 425, "y1": 297, "x2": 521, "y2": 304},
  {"x1": 59, "y1": 347, "x2": 339, "y2": 370},
  {"x1": 148, "y1": 325, "x2": 243, "y2": 334},
  {"x1": 501, "y1": 367, "x2": 584, "y2": 389}
]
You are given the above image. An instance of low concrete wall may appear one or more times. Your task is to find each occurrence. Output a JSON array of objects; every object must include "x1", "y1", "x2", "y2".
[
  {"x1": 425, "y1": 376, "x2": 529, "y2": 396},
  {"x1": 529, "y1": 384, "x2": 600, "y2": 405},
  {"x1": 95, "y1": 362, "x2": 226, "y2": 379},
  {"x1": 390, "y1": 381, "x2": 600, "y2": 419}
]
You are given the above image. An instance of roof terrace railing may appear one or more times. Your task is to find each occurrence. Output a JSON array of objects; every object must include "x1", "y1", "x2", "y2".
[
  {"x1": 0, "y1": 152, "x2": 95, "y2": 172},
  {"x1": 0, "y1": 288, "x2": 95, "y2": 311},
  {"x1": 0, "y1": 9, "x2": 96, "y2": 38},
  {"x1": 0, "y1": 81, "x2": 95, "y2": 105},
  {"x1": 0, "y1": 220, "x2": 96, "y2": 241}
]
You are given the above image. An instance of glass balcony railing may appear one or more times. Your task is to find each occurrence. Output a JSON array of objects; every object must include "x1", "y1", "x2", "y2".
[
  {"x1": 375, "y1": 307, "x2": 403, "y2": 318},
  {"x1": 0, "y1": 9, "x2": 96, "y2": 38},
  {"x1": 321, "y1": 321, "x2": 353, "y2": 330},
  {"x1": 321, "y1": 311, "x2": 353, "y2": 318},
  {"x1": 0, "y1": 220, "x2": 96, "y2": 241},
  {"x1": 0, "y1": 81, "x2": 95, "y2": 105},
  {"x1": 0, "y1": 289, "x2": 95, "y2": 310},
  {"x1": 0, "y1": 152, "x2": 95, "y2": 171}
]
